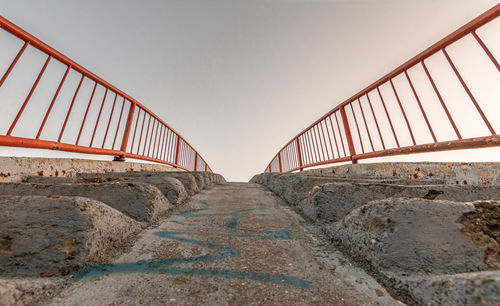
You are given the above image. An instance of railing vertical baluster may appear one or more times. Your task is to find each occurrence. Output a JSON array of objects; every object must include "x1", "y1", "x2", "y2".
[
  {"x1": 405, "y1": 70, "x2": 438, "y2": 142},
  {"x1": 349, "y1": 102, "x2": 364, "y2": 153},
  {"x1": 334, "y1": 112, "x2": 347, "y2": 157},
  {"x1": 174, "y1": 135, "x2": 181, "y2": 165},
  {"x1": 102, "y1": 94, "x2": 118, "y2": 148},
  {"x1": 58, "y1": 74, "x2": 84, "y2": 143},
  {"x1": 340, "y1": 106, "x2": 357, "y2": 163},
  {"x1": 329, "y1": 115, "x2": 341, "y2": 158},
  {"x1": 89, "y1": 88, "x2": 108, "y2": 147},
  {"x1": 158, "y1": 125, "x2": 165, "y2": 160},
  {"x1": 142, "y1": 116, "x2": 152, "y2": 155},
  {"x1": 129, "y1": 108, "x2": 141, "y2": 153},
  {"x1": 307, "y1": 130, "x2": 316, "y2": 163},
  {"x1": 8, "y1": 55, "x2": 51, "y2": 136},
  {"x1": 102, "y1": 93, "x2": 118, "y2": 148},
  {"x1": 136, "y1": 112, "x2": 146, "y2": 154},
  {"x1": 358, "y1": 99, "x2": 374, "y2": 151},
  {"x1": 442, "y1": 48, "x2": 495, "y2": 135},
  {"x1": 194, "y1": 151, "x2": 198, "y2": 171},
  {"x1": 112, "y1": 98, "x2": 126, "y2": 150},
  {"x1": 376, "y1": 86, "x2": 399, "y2": 147},
  {"x1": 390, "y1": 78, "x2": 416, "y2": 145},
  {"x1": 421, "y1": 60, "x2": 462, "y2": 139},
  {"x1": 311, "y1": 127, "x2": 321, "y2": 162},
  {"x1": 117, "y1": 102, "x2": 136, "y2": 160},
  {"x1": 472, "y1": 30, "x2": 499, "y2": 71},
  {"x1": 165, "y1": 129, "x2": 172, "y2": 161},
  {"x1": 324, "y1": 117, "x2": 335, "y2": 159},
  {"x1": 151, "y1": 119, "x2": 159, "y2": 157},
  {"x1": 0, "y1": 41, "x2": 28, "y2": 87},
  {"x1": 76, "y1": 82, "x2": 97, "y2": 146},
  {"x1": 319, "y1": 121, "x2": 330, "y2": 160},
  {"x1": 366, "y1": 93, "x2": 386, "y2": 149},
  {"x1": 37, "y1": 65, "x2": 70, "y2": 139},
  {"x1": 278, "y1": 152, "x2": 282, "y2": 172}
]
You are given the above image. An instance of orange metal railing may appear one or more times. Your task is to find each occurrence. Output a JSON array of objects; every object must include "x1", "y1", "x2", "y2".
[
  {"x1": 265, "y1": 4, "x2": 500, "y2": 173},
  {"x1": 0, "y1": 16, "x2": 211, "y2": 172}
]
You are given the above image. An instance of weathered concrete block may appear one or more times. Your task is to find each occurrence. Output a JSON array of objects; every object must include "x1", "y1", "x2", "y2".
[
  {"x1": 325, "y1": 198, "x2": 498, "y2": 276},
  {"x1": 300, "y1": 182, "x2": 500, "y2": 223},
  {"x1": 0, "y1": 182, "x2": 171, "y2": 223},
  {"x1": 306, "y1": 162, "x2": 500, "y2": 186},
  {"x1": 80, "y1": 176, "x2": 187, "y2": 206},
  {"x1": 0, "y1": 196, "x2": 142, "y2": 277},
  {"x1": 265, "y1": 174, "x2": 337, "y2": 205},
  {"x1": 215, "y1": 173, "x2": 226, "y2": 184},
  {"x1": 76, "y1": 171, "x2": 201, "y2": 196},
  {"x1": 185, "y1": 172, "x2": 206, "y2": 190},
  {"x1": 0, "y1": 157, "x2": 178, "y2": 183},
  {"x1": 23, "y1": 175, "x2": 188, "y2": 206},
  {"x1": 407, "y1": 271, "x2": 500, "y2": 306}
]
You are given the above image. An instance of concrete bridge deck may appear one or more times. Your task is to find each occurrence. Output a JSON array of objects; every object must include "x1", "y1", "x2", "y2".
[
  {"x1": 47, "y1": 182, "x2": 395, "y2": 305},
  {"x1": 0, "y1": 159, "x2": 499, "y2": 305}
]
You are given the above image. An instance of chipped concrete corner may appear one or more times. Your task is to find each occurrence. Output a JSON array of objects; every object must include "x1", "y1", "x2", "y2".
[{"x1": 251, "y1": 162, "x2": 500, "y2": 305}]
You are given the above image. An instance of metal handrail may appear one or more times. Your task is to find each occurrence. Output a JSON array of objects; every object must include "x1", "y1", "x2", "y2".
[
  {"x1": 265, "y1": 4, "x2": 500, "y2": 173},
  {"x1": 0, "y1": 15, "x2": 212, "y2": 172}
]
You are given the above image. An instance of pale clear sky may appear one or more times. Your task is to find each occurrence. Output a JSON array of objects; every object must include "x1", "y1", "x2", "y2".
[{"x1": 0, "y1": 0, "x2": 499, "y2": 181}]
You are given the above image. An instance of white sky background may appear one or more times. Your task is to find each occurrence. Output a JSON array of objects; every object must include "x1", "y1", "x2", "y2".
[{"x1": 0, "y1": 0, "x2": 499, "y2": 181}]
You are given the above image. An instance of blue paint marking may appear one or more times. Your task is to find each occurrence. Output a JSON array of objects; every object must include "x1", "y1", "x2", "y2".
[{"x1": 73, "y1": 200, "x2": 312, "y2": 288}]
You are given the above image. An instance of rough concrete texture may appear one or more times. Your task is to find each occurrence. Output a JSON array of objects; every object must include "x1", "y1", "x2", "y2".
[
  {"x1": 327, "y1": 199, "x2": 500, "y2": 305},
  {"x1": 326, "y1": 198, "x2": 492, "y2": 276},
  {"x1": 0, "y1": 278, "x2": 63, "y2": 306},
  {"x1": 0, "y1": 157, "x2": 179, "y2": 183},
  {"x1": 305, "y1": 162, "x2": 500, "y2": 185},
  {"x1": 0, "y1": 182, "x2": 172, "y2": 223},
  {"x1": 0, "y1": 196, "x2": 142, "y2": 277},
  {"x1": 23, "y1": 175, "x2": 189, "y2": 206},
  {"x1": 300, "y1": 182, "x2": 500, "y2": 223},
  {"x1": 76, "y1": 171, "x2": 202, "y2": 196},
  {"x1": 249, "y1": 172, "x2": 499, "y2": 224},
  {"x1": 251, "y1": 162, "x2": 500, "y2": 304},
  {"x1": 406, "y1": 271, "x2": 500, "y2": 305},
  {"x1": 45, "y1": 183, "x2": 401, "y2": 305}
]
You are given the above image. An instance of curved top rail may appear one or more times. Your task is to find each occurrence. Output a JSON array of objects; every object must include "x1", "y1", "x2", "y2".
[
  {"x1": 265, "y1": 4, "x2": 500, "y2": 173},
  {"x1": 0, "y1": 15, "x2": 212, "y2": 172},
  {"x1": 0, "y1": 15, "x2": 196, "y2": 151}
]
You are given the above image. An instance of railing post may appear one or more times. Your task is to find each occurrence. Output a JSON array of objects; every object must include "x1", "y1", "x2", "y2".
[
  {"x1": 194, "y1": 152, "x2": 198, "y2": 171},
  {"x1": 296, "y1": 137, "x2": 303, "y2": 171},
  {"x1": 340, "y1": 106, "x2": 357, "y2": 164},
  {"x1": 174, "y1": 136, "x2": 181, "y2": 166},
  {"x1": 115, "y1": 102, "x2": 136, "y2": 161},
  {"x1": 278, "y1": 153, "x2": 282, "y2": 172}
]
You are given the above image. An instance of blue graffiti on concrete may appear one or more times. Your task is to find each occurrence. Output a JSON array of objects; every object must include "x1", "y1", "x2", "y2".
[{"x1": 73, "y1": 200, "x2": 312, "y2": 288}]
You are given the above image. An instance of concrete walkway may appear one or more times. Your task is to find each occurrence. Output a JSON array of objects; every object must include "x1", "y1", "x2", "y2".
[{"x1": 49, "y1": 183, "x2": 399, "y2": 305}]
